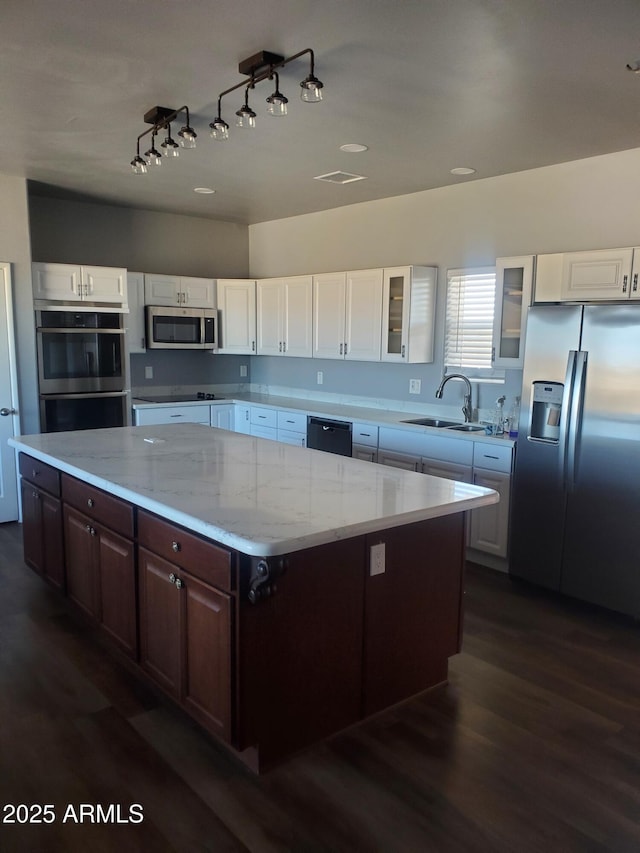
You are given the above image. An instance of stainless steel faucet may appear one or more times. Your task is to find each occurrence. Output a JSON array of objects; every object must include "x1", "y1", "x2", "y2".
[{"x1": 435, "y1": 373, "x2": 473, "y2": 423}]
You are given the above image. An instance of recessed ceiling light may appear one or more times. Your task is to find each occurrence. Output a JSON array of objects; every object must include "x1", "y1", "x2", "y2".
[
  {"x1": 194, "y1": 187, "x2": 216, "y2": 194},
  {"x1": 450, "y1": 167, "x2": 476, "y2": 176},
  {"x1": 339, "y1": 143, "x2": 369, "y2": 153},
  {"x1": 314, "y1": 171, "x2": 368, "y2": 184}
]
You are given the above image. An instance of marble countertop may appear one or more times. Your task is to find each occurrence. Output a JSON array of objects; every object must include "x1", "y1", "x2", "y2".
[
  {"x1": 10, "y1": 424, "x2": 498, "y2": 557},
  {"x1": 131, "y1": 391, "x2": 515, "y2": 446}
]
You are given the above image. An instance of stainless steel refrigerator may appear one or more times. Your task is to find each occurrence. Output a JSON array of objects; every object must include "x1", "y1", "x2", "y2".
[{"x1": 509, "y1": 303, "x2": 640, "y2": 617}]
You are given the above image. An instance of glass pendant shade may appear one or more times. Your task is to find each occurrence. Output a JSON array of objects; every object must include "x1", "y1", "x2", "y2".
[
  {"x1": 161, "y1": 134, "x2": 180, "y2": 157},
  {"x1": 144, "y1": 141, "x2": 162, "y2": 165},
  {"x1": 235, "y1": 104, "x2": 257, "y2": 128},
  {"x1": 130, "y1": 155, "x2": 148, "y2": 175},
  {"x1": 300, "y1": 74, "x2": 324, "y2": 102},
  {"x1": 266, "y1": 90, "x2": 288, "y2": 116},
  {"x1": 178, "y1": 125, "x2": 197, "y2": 148},
  {"x1": 209, "y1": 117, "x2": 230, "y2": 140}
]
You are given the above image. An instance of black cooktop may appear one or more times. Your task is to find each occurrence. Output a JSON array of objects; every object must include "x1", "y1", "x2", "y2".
[{"x1": 136, "y1": 393, "x2": 225, "y2": 403}]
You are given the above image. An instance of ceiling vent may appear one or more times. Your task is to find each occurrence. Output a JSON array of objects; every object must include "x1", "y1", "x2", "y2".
[{"x1": 313, "y1": 171, "x2": 367, "y2": 184}]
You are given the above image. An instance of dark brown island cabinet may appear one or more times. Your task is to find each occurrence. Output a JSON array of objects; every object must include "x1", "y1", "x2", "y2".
[{"x1": 17, "y1": 451, "x2": 467, "y2": 773}]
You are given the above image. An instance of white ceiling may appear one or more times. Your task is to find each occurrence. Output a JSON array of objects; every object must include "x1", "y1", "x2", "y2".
[{"x1": 3, "y1": 0, "x2": 640, "y2": 225}]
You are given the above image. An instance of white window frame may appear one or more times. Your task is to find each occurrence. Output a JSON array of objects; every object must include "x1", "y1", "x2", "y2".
[{"x1": 444, "y1": 266, "x2": 504, "y2": 381}]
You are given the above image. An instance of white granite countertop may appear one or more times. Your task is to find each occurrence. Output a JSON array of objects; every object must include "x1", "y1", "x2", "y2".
[
  {"x1": 10, "y1": 424, "x2": 498, "y2": 557},
  {"x1": 131, "y1": 392, "x2": 515, "y2": 446}
]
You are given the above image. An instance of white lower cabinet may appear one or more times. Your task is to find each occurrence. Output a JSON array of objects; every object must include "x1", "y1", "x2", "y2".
[
  {"x1": 249, "y1": 407, "x2": 278, "y2": 441},
  {"x1": 277, "y1": 410, "x2": 307, "y2": 446},
  {"x1": 211, "y1": 404, "x2": 235, "y2": 430},
  {"x1": 234, "y1": 405, "x2": 251, "y2": 434},
  {"x1": 468, "y1": 469, "x2": 510, "y2": 558},
  {"x1": 353, "y1": 444, "x2": 377, "y2": 463},
  {"x1": 135, "y1": 406, "x2": 211, "y2": 426},
  {"x1": 421, "y1": 458, "x2": 472, "y2": 483},
  {"x1": 377, "y1": 449, "x2": 421, "y2": 472}
]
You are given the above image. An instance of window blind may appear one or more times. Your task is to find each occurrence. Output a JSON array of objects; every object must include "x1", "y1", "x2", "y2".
[{"x1": 444, "y1": 267, "x2": 496, "y2": 370}]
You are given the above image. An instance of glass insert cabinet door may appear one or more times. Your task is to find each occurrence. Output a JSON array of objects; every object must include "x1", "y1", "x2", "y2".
[{"x1": 492, "y1": 256, "x2": 534, "y2": 368}]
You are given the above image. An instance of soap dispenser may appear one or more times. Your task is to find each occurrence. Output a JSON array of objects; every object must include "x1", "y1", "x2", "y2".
[{"x1": 492, "y1": 395, "x2": 506, "y2": 436}]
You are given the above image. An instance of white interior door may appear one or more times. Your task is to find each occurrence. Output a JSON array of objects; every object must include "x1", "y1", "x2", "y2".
[{"x1": 0, "y1": 263, "x2": 20, "y2": 522}]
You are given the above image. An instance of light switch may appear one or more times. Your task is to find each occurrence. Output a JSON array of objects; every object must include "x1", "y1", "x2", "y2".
[{"x1": 144, "y1": 366, "x2": 153, "y2": 380}]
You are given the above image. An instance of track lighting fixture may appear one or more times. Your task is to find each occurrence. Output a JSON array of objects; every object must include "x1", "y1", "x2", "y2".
[
  {"x1": 210, "y1": 48, "x2": 323, "y2": 141},
  {"x1": 130, "y1": 105, "x2": 196, "y2": 174}
]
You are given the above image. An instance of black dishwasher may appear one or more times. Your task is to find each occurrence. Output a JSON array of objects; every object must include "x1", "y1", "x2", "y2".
[{"x1": 306, "y1": 417, "x2": 353, "y2": 457}]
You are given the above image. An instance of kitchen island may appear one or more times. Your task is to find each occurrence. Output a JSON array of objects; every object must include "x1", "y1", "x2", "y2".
[{"x1": 11, "y1": 424, "x2": 497, "y2": 771}]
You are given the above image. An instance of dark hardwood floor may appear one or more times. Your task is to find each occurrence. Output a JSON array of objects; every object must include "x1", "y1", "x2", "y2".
[{"x1": 2, "y1": 519, "x2": 640, "y2": 852}]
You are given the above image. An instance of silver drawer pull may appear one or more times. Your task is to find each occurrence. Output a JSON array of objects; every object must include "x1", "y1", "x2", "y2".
[
  {"x1": 172, "y1": 540, "x2": 181, "y2": 553},
  {"x1": 87, "y1": 498, "x2": 95, "y2": 508},
  {"x1": 169, "y1": 572, "x2": 177, "y2": 584},
  {"x1": 175, "y1": 578, "x2": 184, "y2": 590}
]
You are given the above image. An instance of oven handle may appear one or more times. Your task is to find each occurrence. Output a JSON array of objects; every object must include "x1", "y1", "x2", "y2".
[{"x1": 39, "y1": 390, "x2": 129, "y2": 400}]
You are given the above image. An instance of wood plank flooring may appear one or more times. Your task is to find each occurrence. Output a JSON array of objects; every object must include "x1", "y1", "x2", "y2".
[{"x1": 2, "y1": 519, "x2": 640, "y2": 852}]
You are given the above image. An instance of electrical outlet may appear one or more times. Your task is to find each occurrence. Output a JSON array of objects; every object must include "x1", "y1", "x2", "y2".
[
  {"x1": 409, "y1": 379, "x2": 421, "y2": 394},
  {"x1": 240, "y1": 364, "x2": 247, "y2": 378},
  {"x1": 144, "y1": 366, "x2": 153, "y2": 380},
  {"x1": 317, "y1": 371, "x2": 323, "y2": 385},
  {"x1": 370, "y1": 542, "x2": 386, "y2": 576}
]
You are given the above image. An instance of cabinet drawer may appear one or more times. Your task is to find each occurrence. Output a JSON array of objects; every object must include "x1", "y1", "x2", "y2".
[
  {"x1": 250, "y1": 407, "x2": 277, "y2": 428},
  {"x1": 278, "y1": 428, "x2": 306, "y2": 446},
  {"x1": 138, "y1": 510, "x2": 234, "y2": 592},
  {"x1": 61, "y1": 474, "x2": 134, "y2": 538},
  {"x1": 277, "y1": 410, "x2": 307, "y2": 433},
  {"x1": 472, "y1": 441, "x2": 513, "y2": 473},
  {"x1": 19, "y1": 453, "x2": 60, "y2": 496},
  {"x1": 352, "y1": 422, "x2": 378, "y2": 447},
  {"x1": 136, "y1": 405, "x2": 210, "y2": 426}
]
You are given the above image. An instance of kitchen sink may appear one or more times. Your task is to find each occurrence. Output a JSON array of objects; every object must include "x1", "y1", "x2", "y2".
[
  {"x1": 447, "y1": 424, "x2": 486, "y2": 432},
  {"x1": 401, "y1": 417, "x2": 460, "y2": 428}
]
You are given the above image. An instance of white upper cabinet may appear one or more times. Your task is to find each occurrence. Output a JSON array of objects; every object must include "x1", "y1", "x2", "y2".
[
  {"x1": 345, "y1": 269, "x2": 383, "y2": 361},
  {"x1": 126, "y1": 272, "x2": 146, "y2": 353},
  {"x1": 256, "y1": 275, "x2": 313, "y2": 358},
  {"x1": 381, "y1": 266, "x2": 437, "y2": 363},
  {"x1": 313, "y1": 269, "x2": 383, "y2": 361},
  {"x1": 216, "y1": 279, "x2": 257, "y2": 355},
  {"x1": 312, "y1": 272, "x2": 347, "y2": 360},
  {"x1": 535, "y1": 247, "x2": 640, "y2": 302},
  {"x1": 491, "y1": 255, "x2": 534, "y2": 368},
  {"x1": 144, "y1": 274, "x2": 215, "y2": 308},
  {"x1": 33, "y1": 263, "x2": 127, "y2": 306}
]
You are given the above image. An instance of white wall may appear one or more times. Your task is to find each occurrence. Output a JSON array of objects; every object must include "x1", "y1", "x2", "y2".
[
  {"x1": 248, "y1": 147, "x2": 640, "y2": 410},
  {"x1": 0, "y1": 175, "x2": 38, "y2": 434}
]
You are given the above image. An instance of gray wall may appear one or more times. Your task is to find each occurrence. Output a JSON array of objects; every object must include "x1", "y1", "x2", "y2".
[
  {"x1": 29, "y1": 195, "x2": 249, "y2": 278},
  {"x1": 130, "y1": 351, "x2": 248, "y2": 389}
]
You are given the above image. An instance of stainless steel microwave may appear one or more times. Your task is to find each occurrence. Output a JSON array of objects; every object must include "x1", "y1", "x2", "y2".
[{"x1": 146, "y1": 306, "x2": 218, "y2": 350}]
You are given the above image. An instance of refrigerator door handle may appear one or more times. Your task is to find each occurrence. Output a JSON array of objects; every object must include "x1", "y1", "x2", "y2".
[
  {"x1": 566, "y1": 350, "x2": 587, "y2": 492},
  {"x1": 558, "y1": 351, "x2": 577, "y2": 488}
]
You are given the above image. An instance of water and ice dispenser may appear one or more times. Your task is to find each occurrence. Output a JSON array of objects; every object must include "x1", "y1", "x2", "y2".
[{"x1": 529, "y1": 381, "x2": 564, "y2": 443}]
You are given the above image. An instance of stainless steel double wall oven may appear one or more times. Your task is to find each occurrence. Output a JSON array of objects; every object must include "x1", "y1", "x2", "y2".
[{"x1": 36, "y1": 309, "x2": 131, "y2": 432}]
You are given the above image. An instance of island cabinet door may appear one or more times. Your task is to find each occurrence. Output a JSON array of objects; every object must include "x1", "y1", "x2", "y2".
[
  {"x1": 363, "y1": 514, "x2": 465, "y2": 717},
  {"x1": 182, "y1": 572, "x2": 232, "y2": 743},
  {"x1": 64, "y1": 505, "x2": 100, "y2": 619},
  {"x1": 138, "y1": 548, "x2": 182, "y2": 699},
  {"x1": 138, "y1": 547, "x2": 233, "y2": 743},
  {"x1": 63, "y1": 505, "x2": 137, "y2": 657},
  {"x1": 21, "y1": 480, "x2": 65, "y2": 590}
]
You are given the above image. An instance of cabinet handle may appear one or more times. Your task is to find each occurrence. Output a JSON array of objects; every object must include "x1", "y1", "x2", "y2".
[
  {"x1": 339, "y1": 343, "x2": 343, "y2": 355},
  {"x1": 623, "y1": 274, "x2": 628, "y2": 293},
  {"x1": 283, "y1": 340, "x2": 287, "y2": 353},
  {"x1": 252, "y1": 341, "x2": 256, "y2": 352},
  {"x1": 401, "y1": 344, "x2": 405, "y2": 358},
  {"x1": 279, "y1": 341, "x2": 282, "y2": 352},
  {"x1": 169, "y1": 572, "x2": 177, "y2": 584},
  {"x1": 87, "y1": 498, "x2": 94, "y2": 508},
  {"x1": 175, "y1": 578, "x2": 184, "y2": 590},
  {"x1": 634, "y1": 273, "x2": 638, "y2": 293},
  {"x1": 85, "y1": 524, "x2": 96, "y2": 536},
  {"x1": 344, "y1": 341, "x2": 348, "y2": 355},
  {"x1": 171, "y1": 540, "x2": 181, "y2": 552},
  {"x1": 32, "y1": 469, "x2": 38, "y2": 477},
  {"x1": 32, "y1": 490, "x2": 39, "y2": 499}
]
